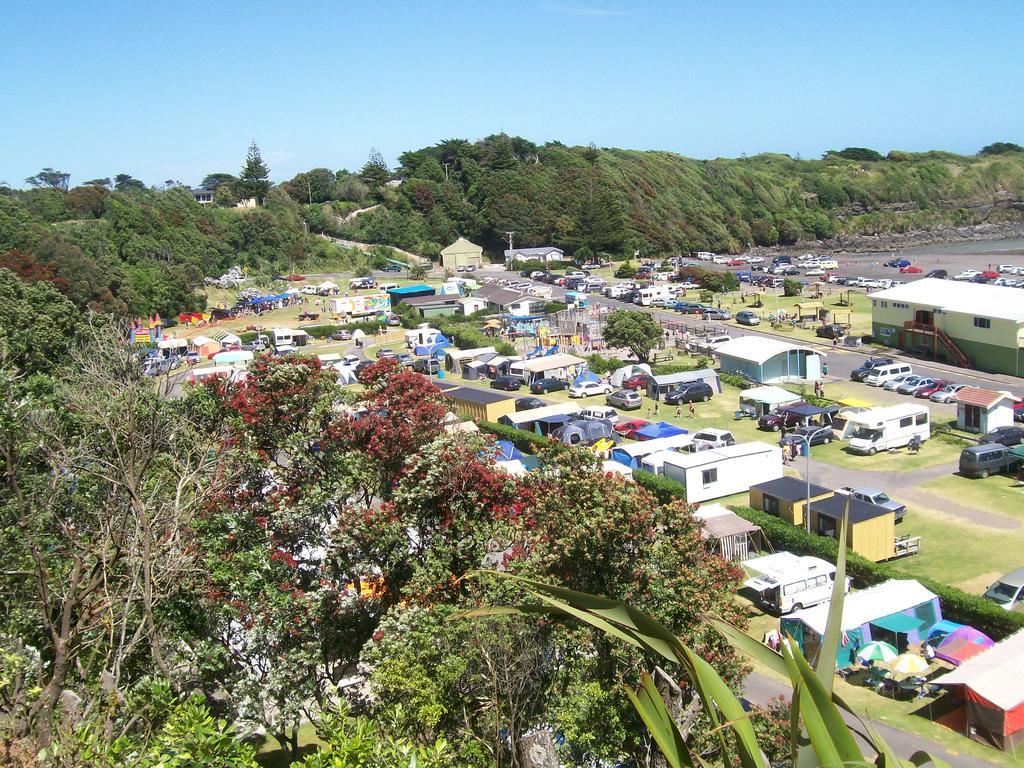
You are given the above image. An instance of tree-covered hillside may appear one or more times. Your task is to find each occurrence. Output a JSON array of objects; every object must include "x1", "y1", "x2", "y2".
[{"x1": 327, "y1": 135, "x2": 1024, "y2": 259}]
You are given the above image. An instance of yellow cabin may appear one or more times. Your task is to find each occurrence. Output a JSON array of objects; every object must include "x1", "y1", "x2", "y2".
[
  {"x1": 749, "y1": 477, "x2": 833, "y2": 528},
  {"x1": 808, "y1": 496, "x2": 896, "y2": 563},
  {"x1": 439, "y1": 385, "x2": 517, "y2": 423}
]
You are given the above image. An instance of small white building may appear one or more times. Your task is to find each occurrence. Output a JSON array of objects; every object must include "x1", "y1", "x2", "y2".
[
  {"x1": 715, "y1": 337, "x2": 824, "y2": 383},
  {"x1": 504, "y1": 246, "x2": 566, "y2": 264},
  {"x1": 954, "y1": 387, "x2": 1021, "y2": 434},
  {"x1": 654, "y1": 441, "x2": 783, "y2": 503},
  {"x1": 271, "y1": 328, "x2": 309, "y2": 348},
  {"x1": 459, "y1": 296, "x2": 487, "y2": 315}
]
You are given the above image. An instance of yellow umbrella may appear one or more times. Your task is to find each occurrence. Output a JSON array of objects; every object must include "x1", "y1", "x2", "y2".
[{"x1": 887, "y1": 653, "x2": 929, "y2": 678}]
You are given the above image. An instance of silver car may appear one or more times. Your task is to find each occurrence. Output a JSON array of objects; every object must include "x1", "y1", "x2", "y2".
[
  {"x1": 606, "y1": 389, "x2": 642, "y2": 411},
  {"x1": 930, "y1": 383, "x2": 965, "y2": 403},
  {"x1": 882, "y1": 373, "x2": 916, "y2": 392}
]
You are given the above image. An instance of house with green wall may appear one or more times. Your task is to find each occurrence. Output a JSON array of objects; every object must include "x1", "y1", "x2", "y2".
[{"x1": 869, "y1": 279, "x2": 1024, "y2": 376}]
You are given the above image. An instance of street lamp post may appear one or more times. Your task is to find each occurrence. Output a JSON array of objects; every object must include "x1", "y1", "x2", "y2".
[{"x1": 786, "y1": 432, "x2": 814, "y2": 534}]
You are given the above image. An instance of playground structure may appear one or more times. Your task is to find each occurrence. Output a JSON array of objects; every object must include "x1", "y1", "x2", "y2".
[{"x1": 516, "y1": 305, "x2": 609, "y2": 358}]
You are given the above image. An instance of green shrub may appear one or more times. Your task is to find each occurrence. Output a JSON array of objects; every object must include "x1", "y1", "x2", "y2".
[
  {"x1": 782, "y1": 279, "x2": 803, "y2": 297},
  {"x1": 435, "y1": 319, "x2": 516, "y2": 356},
  {"x1": 718, "y1": 372, "x2": 750, "y2": 389},
  {"x1": 614, "y1": 263, "x2": 637, "y2": 279},
  {"x1": 632, "y1": 469, "x2": 688, "y2": 505},
  {"x1": 479, "y1": 420, "x2": 560, "y2": 454}
]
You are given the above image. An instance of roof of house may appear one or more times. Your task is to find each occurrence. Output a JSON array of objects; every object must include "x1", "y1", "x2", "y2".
[
  {"x1": 504, "y1": 246, "x2": 564, "y2": 258},
  {"x1": 693, "y1": 503, "x2": 761, "y2": 539},
  {"x1": 869, "y1": 278, "x2": 1024, "y2": 323},
  {"x1": 473, "y1": 285, "x2": 526, "y2": 307},
  {"x1": 440, "y1": 237, "x2": 483, "y2": 255},
  {"x1": 954, "y1": 386, "x2": 1021, "y2": 408},
  {"x1": 786, "y1": 579, "x2": 937, "y2": 635},
  {"x1": 935, "y1": 629, "x2": 1024, "y2": 710},
  {"x1": 659, "y1": 441, "x2": 779, "y2": 469},
  {"x1": 810, "y1": 495, "x2": 892, "y2": 524},
  {"x1": 441, "y1": 386, "x2": 516, "y2": 406},
  {"x1": 751, "y1": 476, "x2": 832, "y2": 501},
  {"x1": 715, "y1": 337, "x2": 821, "y2": 365},
  {"x1": 387, "y1": 284, "x2": 435, "y2": 296}
]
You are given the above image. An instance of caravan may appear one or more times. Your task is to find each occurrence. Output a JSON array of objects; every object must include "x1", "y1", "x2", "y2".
[
  {"x1": 847, "y1": 404, "x2": 930, "y2": 455},
  {"x1": 635, "y1": 284, "x2": 674, "y2": 307},
  {"x1": 743, "y1": 552, "x2": 846, "y2": 614}
]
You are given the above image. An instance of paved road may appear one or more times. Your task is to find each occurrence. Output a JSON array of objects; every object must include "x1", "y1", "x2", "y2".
[
  {"x1": 744, "y1": 672, "x2": 996, "y2": 768},
  {"x1": 474, "y1": 267, "x2": 1023, "y2": 395}
]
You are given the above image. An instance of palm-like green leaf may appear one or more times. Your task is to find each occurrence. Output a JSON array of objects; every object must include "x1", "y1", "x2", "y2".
[
  {"x1": 816, "y1": 500, "x2": 851, "y2": 692},
  {"x1": 624, "y1": 671, "x2": 694, "y2": 768}
]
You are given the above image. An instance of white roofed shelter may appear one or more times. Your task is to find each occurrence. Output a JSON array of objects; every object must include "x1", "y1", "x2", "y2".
[
  {"x1": 738, "y1": 385, "x2": 804, "y2": 417},
  {"x1": 716, "y1": 337, "x2": 824, "y2": 383}
]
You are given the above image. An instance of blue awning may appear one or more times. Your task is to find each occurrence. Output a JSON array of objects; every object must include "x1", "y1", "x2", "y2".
[
  {"x1": 871, "y1": 613, "x2": 925, "y2": 634},
  {"x1": 635, "y1": 422, "x2": 688, "y2": 440}
]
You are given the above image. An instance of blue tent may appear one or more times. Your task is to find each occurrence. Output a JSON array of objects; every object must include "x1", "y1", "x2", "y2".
[
  {"x1": 494, "y1": 440, "x2": 525, "y2": 462},
  {"x1": 635, "y1": 422, "x2": 688, "y2": 440},
  {"x1": 573, "y1": 370, "x2": 601, "y2": 386}
]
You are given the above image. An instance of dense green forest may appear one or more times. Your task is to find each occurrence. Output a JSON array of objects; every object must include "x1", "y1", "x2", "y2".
[
  {"x1": 4, "y1": 138, "x2": 1024, "y2": 322},
  {"x1": 323, "y1": 136, "x2": 1024, "y2": 259}
]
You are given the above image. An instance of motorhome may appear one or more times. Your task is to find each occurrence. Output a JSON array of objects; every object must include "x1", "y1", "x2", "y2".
[
  {"x1": 635, "y1": 284, "x2": 674, "y2": 307},
  {"x1": 271, "y1": 328, "x2": 309, "y2": 348},
  {"x1": 847, "y1": 404, "x2": 930, "y2": 455},
  {"x1": 743, "y1": 552, "x2": 847, "y2": 614}
]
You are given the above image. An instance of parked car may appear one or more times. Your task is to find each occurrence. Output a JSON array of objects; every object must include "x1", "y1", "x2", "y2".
[
  {"x1": 663, "y1": 381, "x2": 714, "y2": 405},
  {"x1": 914, "y1": 379, "x2": 953, "y2": 398},
  {"x1": 779, "y1": 425, "x2": 834, "y2": 448},
  {"x1": 490, "y1": 375, "x2": 523, "y2": 392},
  {"x1": 690, "y1": 428, "x2": 736, "y2": 450},
  {"x1": 959, "y1": 444, "x2": 1023, "y2": 479},
  {"x1": 411, "y1": 357, "x2": 440, "y2": 374},
  {"x1": 622, "y1": 372, "x2": 656, "y2": 390},
  {"x1": 815, "y1": 323, "x2": 846, "y2": 340},
  {"x1": 243, "y1": 339, "x2": 269, "y2": 352},
  {"x1": 882, "y1": 373, "x2": 917, "y2": 392},
  {"x1": 376, "y1": 348, "x2": 395, "y2": 359},
  {"x1": 983, "y1": 568, "x2": 1024, "y2": 612},
  {"x1": 606, "y1": 389, "x2": 643, "y2": 410},
  {"x1": 568, "y1": 380, "x2": 613, "y2": 398},
  {"x1": 613, "y1": 418, "x2": 651, "y2": 440},
  {"x1": 702, "y1": 308, "x2": 733, "y2": 321},
  {"x1": 330, "y1": 329, "x2": 352, "y2": 341},
  {"x1": 381, "y1": 263, "x2": 402, "y2": 272},
  {"x1": 394, "y1": 353, "x2": 413, "y2": 367},
  {"x1": 836, "y1": 486, "x2": 907, "y2": 523},
  {"x1": 758, "y1": 407, "x2": 807, "y2": 432},
  {"x1": 924, "y1": 269, "x2": 948, "y2": 279},
  {"x1": 530, "y1": 378, "x2": 568, "y2": 394},
  {"x1": 747, "y1": 256, "x2": 765, "y2": 264},
  {"x1": 929, "y1": 384, "x2": 965, "y2": 403},
  {"x1": 515, "y1": 396, "x2": 546, "y2": 411},
  {"x1": 897, "y1": 377, "x2": 937, "y2": 396},
  {"x1": 735, "y1": 310, "x2": 761, "y2": 326},
  {"x1": 979, "y1": 425, "x2": 1024, "y2": 447},
  {"x1": 899, "y1": 265, "x2": 923, "y2": 274},
  {"x1": 850, "y1": 357, "x2": 895, "y2": 382}
]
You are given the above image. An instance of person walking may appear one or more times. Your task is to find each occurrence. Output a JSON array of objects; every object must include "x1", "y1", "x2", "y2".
[{"x1": 688, "y1": 402, "x2": 696, "y2": 418}]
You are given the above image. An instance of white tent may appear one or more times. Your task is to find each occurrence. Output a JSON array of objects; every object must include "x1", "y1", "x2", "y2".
[
  {"x1": 495, "y1": 459, "x2": 528, "y2": 476},
  {"x1": 158, "y1": 337, "x2": 189, "y2": 350},
  {"x1": 351, "y1": 329, "x2": 366, "y2": 339},
  {"x1": 334, "y1": 364, "x2": 359, "y2": 385},
  {"x1": 284, "y1": 287, "x2": 301, "y2": 295},
  {"x1": 212, "y1": 350, "x2": 254, "y2": 365},
  {"x1": 609, "y1": 363, "x2": 652, "y2": 387},
  {"x1": 317, "y1": 280, "x2": 339, "y2": 294}
]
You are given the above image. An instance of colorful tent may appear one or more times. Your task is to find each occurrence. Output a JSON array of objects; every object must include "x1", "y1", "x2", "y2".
[
  {"x1": 493, "y1": 440, "x2": 525, "y2": 463},
  {"x1": 936, "y1": 627, "x2": 995, "y2": 666},
  {"x1": 635, "y1": 421, "x2": 688, "y2": 440}
]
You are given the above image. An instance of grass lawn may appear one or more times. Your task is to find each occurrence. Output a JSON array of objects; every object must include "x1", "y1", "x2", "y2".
[
  {"x1": 810, "y1": 439, "x2": 960, "y2": 472},
  {"x1": 920, "y1": 474, "x2": 1024, "y2": 526},
  {"x1": 255, "y1": 722, "x2": 323, "y2": 767}
]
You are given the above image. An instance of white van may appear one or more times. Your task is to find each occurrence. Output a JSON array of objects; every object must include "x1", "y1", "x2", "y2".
[
  {"x1": 863, "y1": 362, "x2": 913, "y2": 387},
  {"x1": 847, "y1": 404, "x2": 930, "y2": 455},
  {"x1": 743, "y1": 552, "x2": 847, "y2": 614},
  {"x1": 817, "y1": 259, "x2": 839, "y2": 270}
]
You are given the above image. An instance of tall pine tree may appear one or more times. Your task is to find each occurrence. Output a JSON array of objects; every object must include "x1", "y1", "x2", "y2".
[
  {"x1": 238, "y1": 141, "x2": 271, "y2": 203},
  {"x1": 360, "y1": 148, "x2": 391, "y2": 188}
]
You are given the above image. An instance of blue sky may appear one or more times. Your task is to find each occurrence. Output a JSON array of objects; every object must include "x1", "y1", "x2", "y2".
[{"x1": 2, "y1": 1, "x2": 1021, "y2": 187}]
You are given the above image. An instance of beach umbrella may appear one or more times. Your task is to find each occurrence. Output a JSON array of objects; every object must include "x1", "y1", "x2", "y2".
[
  {"x1": 887, "y1": 653, "x2": 929, "y2": 677},
  {"x1": 857, "y1": 641, "x2": 898, "y2": 663}
]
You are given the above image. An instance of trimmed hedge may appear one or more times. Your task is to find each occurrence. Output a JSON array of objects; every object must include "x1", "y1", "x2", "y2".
[
  {"x1": 732, "y1": 506, "x2": 1024, "y2": 640},
  {"x1": 632, "y1": 469, "x2": 688, "y2": 505},
  {"x1": 435, "y1": 319, "x2": 516, "y2": 357},
  {"x1": 479, "y1": 420, "x2": 559, "y2": 454}
]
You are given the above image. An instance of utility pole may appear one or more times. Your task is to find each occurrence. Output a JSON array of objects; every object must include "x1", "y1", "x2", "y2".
[
  {"x1": 307, "y1": 178, "x2": 312, "y2": 205},
  {"x1": 505, "y1": 231, "x2": 515, "y2": 267},
  {"x1": 443, "y1": 162, "x2": 451, "y2": 181}
]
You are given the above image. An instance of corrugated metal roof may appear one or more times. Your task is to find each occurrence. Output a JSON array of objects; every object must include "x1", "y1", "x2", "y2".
[{"x1": 870, "y1": 278, "x2": 1024, "y2": 322}]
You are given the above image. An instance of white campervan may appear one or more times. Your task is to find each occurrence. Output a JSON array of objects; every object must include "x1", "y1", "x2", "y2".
[
  {"x1": 635, "y1": 284, "x2": 674, "y2": 307},
  {"x1": 863, "y1": 362, "x2": 913, "y2": 387},
  {"x1": 743, "y1": 552, "x2": 847, "y2": 614},
  {"x1": 847, "y1": 404, "x2": 930, "y2": 455}
]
